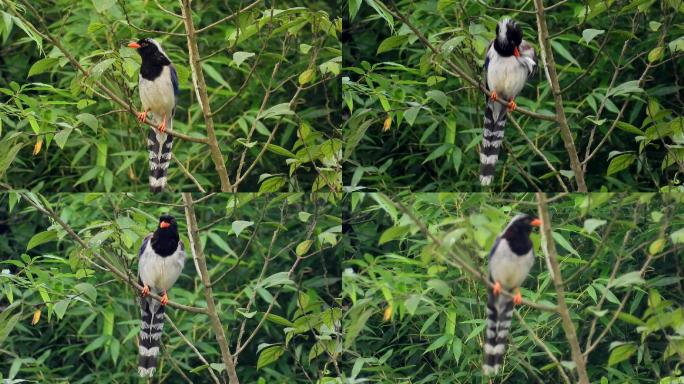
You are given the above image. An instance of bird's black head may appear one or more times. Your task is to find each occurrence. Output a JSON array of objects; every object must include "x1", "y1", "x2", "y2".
[
  {"x1": 152, "y1": 214, "x2": 180, "y2": 256},
  {"x1": 502, "y1": 214, "x2": 541, "y2": 255},
  {"x1": 127, "y1": 38, "x2": 171, "y2": 66},
  {"x1": 494, "y1": 19, "x2": 523, "y2": 57}
]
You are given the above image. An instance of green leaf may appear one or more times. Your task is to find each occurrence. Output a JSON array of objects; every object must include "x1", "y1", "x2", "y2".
[
  {"x1": 378, "y1": 225, "x2": 410, "y2": 245},
  {"x1": 670, "y1": 228, "x2": 684, "y2": 244},
  {"x1": 403, "y1": 106, "x2": 420, "y2": 126},
  {"x1": 77, "y1": 113, "x2": 99, "y2": 131},
  {"x1": 609, "y1": 271, "x2": 645, "y2": 288},
  {"x1": 608, "y1": 343, "x2": 637, "y2": 366},
  {"x1": 201, "y1": 63, "x2": 231, "y2": 88},
  {"x1": 424, "y1": 334, "x2": 450, "y2": 353},
  {"x1": 669, "y1": 36, "x2": 684, "y2": 53},
  {"x1": 91, "y1": 0, "x2": 116, "y2": 13},
  {"x1": 75, "y1": 283, "x2": 97, "y2": 301},
  {"x1": 266, "y1": 144, "x2": 296, "y2": 158},
  {"x1": 28, "y1": 57, "x2": 59, "y2": 77},
  {"x1": 257, "y1": 345, "x2": 284, "y2": 369},
  {"x1": 376, "y1": 35, "x2": 408, "y2": 54},
  {"x1": 648, "y1": 238, "x2": 665, "y2": 255},
  {"x1": 233, "y1": 51, "x2": 255, "y2": 67},
  {"x1": 583, "y1": 219, "x2": 607, "y2": 234},
  {"x1": 608, "y1": 80, "x2": 643, "y2": 97},
  {"x1": 110, "y1": 338, "x2": 120, "y2": 363},
  {"x1": 27, "y1": 230, "x2": 58, "y2": 250},
  {"x1": 232, "y1": 220, "x2": 254, "y2": 237},
  {"x1": 426, "y1": 90, "x2": 447, "y2": 108},
  {"x1": 258, "y1": 175, "x2": 286, "y2": 192},
  {"x1": 296, "y1": 239, "x2": 313, "y2": 256},
  {"x1": 54, "y1": 127, "x2": 73, "y2": 149},
  {"x1": 81, "y1": 335, "x2": 107, "y2": 355},
  {"x1": 298, "y1": 68, "x2": 315, "y2": 85},
  {"x1": 345, "y1": 309, "x2": 373, "y2": 348},
  {"x1": 615, "y1": 121, "x2": 645, "y2": 135},
  {"x1": 91, "y1": 58, "x2": 116, "y2": 78},
  {"x1": 551, "y1": 231, "x2": 579, "y2": 256},
  {"x1": 550, "y1": 40, "x2": 580, "y2": 68},
  {"x1": 582, "y1": 29, "x2": 605, "y2": 44},
  {"x1": 258, "y1": 103, "x2": 294, "y2": 120},
  {"x1": 88, "y1": 229, "x2": 113, "y2": 246},
  {"x1": 53, "y1": 299, "x2": 69, "y2": 319},
  {"x1": 648, "y1": 46, "x2": 665, "y2": 63},
  {"x1": 261, "y1": 272, "x2": 295, "y2": 288},
  {"x1": 607, "y1": 153, "x2": 635, "y2": 175}
]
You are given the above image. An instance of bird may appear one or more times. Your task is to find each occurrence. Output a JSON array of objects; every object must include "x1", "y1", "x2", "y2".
[
  {"x1": 480, "y1": 19, "x2": 536, "y2": 186},
  {"x1": 127, "y1": 38, "x2": 179, "y2": 193},
  {"x1": 483, "y1": 214, "x2": 541, "y2": 376},
  {"x1": 137, "y1": 214, "x2": 185, "y2": 377}
]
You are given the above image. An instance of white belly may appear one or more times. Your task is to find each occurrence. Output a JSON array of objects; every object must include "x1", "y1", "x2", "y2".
[
  {"x1": 138, "y1": 241, "x2": 185, "y2": 292},
  {"x1": 489, "y1": 239, "x2": 534, "y2": 289},
  {"x1": 139, "y1": 66, "x2": 175, "y2": 120},
  {"x1": 487, "y1": 54, "x2": 528, "y2": 101}
]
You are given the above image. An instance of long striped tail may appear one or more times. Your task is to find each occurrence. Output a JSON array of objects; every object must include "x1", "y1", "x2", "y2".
[
  {"x1": 480, "y1": 101, "x2": 507, "y2": 186},
  {"x1": 147, "y1": 117, "x2": 173, "y2": 193},
  {"x1": 483, "y1": 287, "x2": 514, "y2": 375},
  {"x1": 139, "y1": 295, "x2": 165, "y2": 377}
]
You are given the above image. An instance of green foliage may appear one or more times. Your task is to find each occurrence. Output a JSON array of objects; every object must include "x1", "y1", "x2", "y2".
[
  {"x1": 342, "y1": 192, "x2": 684, "y2": 382},
  {"x1": 343, "y1": 1, "x2": 684, "y2": 191},
  {"x1": 0, "y1": 192, "x2": 342, "y2": 382},
  {"x1": 0, "y1": 0, "x2": 341, "y2": 192}
]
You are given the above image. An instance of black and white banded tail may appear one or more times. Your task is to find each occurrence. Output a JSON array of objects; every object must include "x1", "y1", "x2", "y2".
[
  {"x1": 139, "y1": 295, "x2": 165, "y2": 377},
  {"x1": 483, "y1": 287, "x2": 514, "y2": 375},
  {"x1": 148, "y1": 120, "x2": 173, "y2": 193},
  {"x1": 480, "y1": 101, "x2": 507, "y2": 186}
]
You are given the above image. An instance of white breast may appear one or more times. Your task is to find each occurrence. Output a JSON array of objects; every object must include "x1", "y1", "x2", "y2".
[
  {"x1": 489, "y1": 238, "x2": 534, "y2": 290},
  {"x1": 138, "y1": 240, "x2": 185, "y2": 293},
  {"x1": 139, "y1": 66, "x2": 175, "y2": 120},
  {"x1": 486, "y1": 46, "x2": 529, "y2": 101}
]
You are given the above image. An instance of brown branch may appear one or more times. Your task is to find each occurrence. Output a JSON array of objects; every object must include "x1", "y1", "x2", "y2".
[
  {"x1": 533, "y1": 0, "x2": 587, "y2": 192},
  {"x1": 172, "y1": 153, "x2": 206, "y2": 193},
  {"x1": 196, "y1": 1, "x2": 263, "y2": 33},
  {"x1": 536, "y1": 192, "x2": 589, "y2": 384},
  {"x1": 165, "y1": 314, "x2": 222, "y2": 384},
  {"x1": 182, "y1": 193, "x2": 239, "y2": 384},
  {"x1": 180, "y1": 0, "x2": 232, "y2": 191}
]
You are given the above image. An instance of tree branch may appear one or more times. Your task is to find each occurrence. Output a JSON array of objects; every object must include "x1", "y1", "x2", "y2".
[
  {"x1": 182, "y1": 193, "x2": 239, "y2": 384},
  {"x1": 196, "y1": 1, "x2": 263, "y2": 34},
  {"x1": 536, "y1": 192, "x2": 589, "y2": 384},
  {"x1": 180, "y1": 0, "x2": 232, "y2": 191},
  {"x1": 533, "y1": 0, "x2": 587, "y2": 192}
]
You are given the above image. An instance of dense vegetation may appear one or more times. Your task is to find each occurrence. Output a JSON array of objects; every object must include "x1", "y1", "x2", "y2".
[
  {"x1": 343, "y1": 1, "x2": 683, "y2": 191},
  {"x1": 0, "y1": 192, "x2": 342, "y2": 382},
  {"x1": 342, "y1": 192, "x2": 684, "y2": 382},
  {"x1": 0, "y1": 0, "x2": 341, "y2": 192}
]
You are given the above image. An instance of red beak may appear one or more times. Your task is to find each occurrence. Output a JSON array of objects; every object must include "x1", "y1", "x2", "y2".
[
  {"x1": 531, "y1": 218, "x2": 542, "y2": 227},
  {"x1": 160, "y1": 221, "x2": 171, "y2": 229},
  {"x1": 128, "y1": 42, "x2": 141, "y2": 49},
  {"x1": 513, "y1": 46, "x2": 520, "y2": 57}
]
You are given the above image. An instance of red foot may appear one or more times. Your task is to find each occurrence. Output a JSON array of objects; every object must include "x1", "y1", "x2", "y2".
[
  {"x1": 490, "y1": 90, "x2": 498, "y2": 102},
  {"x1": 513, "y1": 288, "x2": 523, "y2": 305},
  {"x1": 160, "y1": 290, "x2": 169, "y2": 306},
  {"x1": 137, "y1": 110, "x2": 149, "y2": 123},
  {"x1": 141, "y1": 284, "x2": 150, "y2": 297},
  {"x1": 492, "y1": 281, "x2": 502, "y2": 296},
  {"x1": 157, "y1": 113, "x2": 167, "y2": 133},
  {"x1": 507, "y1": 99, "x2": 517, "y2": 113}
]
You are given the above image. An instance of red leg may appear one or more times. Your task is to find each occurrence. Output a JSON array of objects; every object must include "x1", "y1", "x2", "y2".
[
  {"x1": 507, "y1": 99, "x2": 517, "y2": 113},
  {"x1": 490, "y1": 90, "x2": 498, "y2": 102},
  {"x1": 157, "y1": 112, "x2": 167, "y2": 133},
  {"x1": 137, "y1": 109, "x2": 149, "y2": 123},
  {"x1": 141, "y1": 284, "x2": 150, "y2": 297},
  {"x1": 160, "y1": 289, "x2": 169, "y2": 305},
  {"x1": 492, "y1": 281, "x2": 502, "y2": 296},
  {"x1": 513, "y1": 288, "x2": 522, "y2": 305}
]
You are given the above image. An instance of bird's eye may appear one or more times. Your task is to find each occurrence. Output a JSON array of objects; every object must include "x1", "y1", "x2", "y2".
[{"x1": 141, "y1": 42, "x2": 147, "y2": 47}]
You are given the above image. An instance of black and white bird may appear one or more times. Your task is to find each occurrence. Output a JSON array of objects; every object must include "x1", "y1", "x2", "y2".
[
  {"x1": 483, "y1": 214, "x2": 541, "y2": 376},
  {"x1": 481, "y1": 19, "x2": 536, "y2": 186},
  {"x1": 137, "y1": 214, "x2": 185, "y2": 377},
  {"x1": 128, "y1": 38, "x2": 179, "y2": 193}
]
